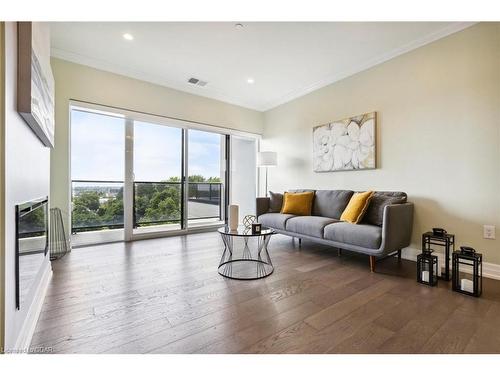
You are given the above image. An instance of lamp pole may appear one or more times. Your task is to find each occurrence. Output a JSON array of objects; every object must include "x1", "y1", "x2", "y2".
[
  {"x1": 258, "y1": 151, "x2": 277, "y2": 198},
  {"x1": 265, "y1": 166, "x2": 269, "y2": 197}
]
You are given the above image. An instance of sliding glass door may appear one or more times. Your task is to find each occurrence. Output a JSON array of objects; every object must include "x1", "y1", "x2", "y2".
[
  {"x1": 70, "y1": 103, "x2": 258, "y2": 245},
  {"x1": 70, "y1": 109, "x2": 125, "y2": 245},
  {"x1": 133, "y1": 121, "x2": 183, "y2": 235},
  {"x1": 187, "y1": 129, "x2": 225, "y2": 227}
]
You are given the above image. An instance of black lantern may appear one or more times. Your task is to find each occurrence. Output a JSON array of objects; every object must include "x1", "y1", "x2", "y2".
[
  {"x1": 422, "y1": 229, "x2": 455, "y2": 281},
  {"x1": 417, "y1": 249, "x2": 438, "y2": 286},
  {"x1": 452, "y1": 246, "x2": 482, "y2": 297}
]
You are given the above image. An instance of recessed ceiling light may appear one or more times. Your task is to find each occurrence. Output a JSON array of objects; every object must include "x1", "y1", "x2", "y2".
[
  {"x1": 123, "y1": 33, "x2": 134, "y2": 41},
  {"x1": 235, "y1": 23, "x2": 244, "y2": 29},
  {"x1": 247, "y1": 78, "x2": 255, "y2": 84}
]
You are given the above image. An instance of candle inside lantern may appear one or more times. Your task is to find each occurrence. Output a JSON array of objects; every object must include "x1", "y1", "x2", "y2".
[
  {"x1": 461, "y1": 278, "x2": 474, "y2": 293},
  {"x1": 422, "y1": 270, "x2": 430, "y2": 283}
]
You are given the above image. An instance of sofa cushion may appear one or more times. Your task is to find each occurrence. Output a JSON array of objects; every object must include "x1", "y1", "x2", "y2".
[
  {"x1": 340, "y1": 191, "x2": 374, "y2": 224},
  {"x1": 281, "y1": 191, "x2": 315, "y2": 216},
  {"x1": 285, "y1": 216, "x2": 339, "y2": 238},
  {"x1": 324, "y1": 222, "x2": 382, "y2": 249},
  {"x1": 268, "y1": 191, "x2": 283, "y2": 213},
  {"x1": 362, "y1": 191, "x2": 407, "y2": 226},
  {"x1": 312, "y1": 190, "x2": 354, "y2": 219},
  {"x1": 258, "y1": 213, "x2": 295, "y2": 230}
]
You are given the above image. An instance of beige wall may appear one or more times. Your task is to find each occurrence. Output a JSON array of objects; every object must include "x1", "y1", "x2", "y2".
[
  {"x1": 50, "y1": 58, "x2": 264, "y2": 232},
  {"x1": 262, "y1": 23, "x2": 500, "y2": 263}
]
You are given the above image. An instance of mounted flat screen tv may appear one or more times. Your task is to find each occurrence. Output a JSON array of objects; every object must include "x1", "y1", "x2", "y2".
[{"x1": 15, "y1": 197, "x2": 48, "y2": 309}]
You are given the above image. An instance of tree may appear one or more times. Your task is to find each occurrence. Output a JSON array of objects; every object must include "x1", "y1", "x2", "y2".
[
  {"x1": 98, "y1": 195, "x2": 124, "y2": 225},
  {"x1": 72, "y1": 204, "x2": 101, "y2": 228},
  {"x1": 188, "y1": 175, "x2": 206, "y2": 183},
  {"x1": 72, "y1": 191, "x2": 102, "y2": 229},
  {"x1": 143, "y1": 186, "x2": 181, "y2": 222},
  {"x1": 73, "y1": 191, "x2": 100, "y2": 211},
  {"x1": 206, "y1": 176, "x2": 221, "y2": 183},
  {"x1": 72, "y1": 190, "x2": 123, "y2": 229}
]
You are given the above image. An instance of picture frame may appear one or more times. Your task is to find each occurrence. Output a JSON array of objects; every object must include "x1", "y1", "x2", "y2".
[
  {"x1": 17, "y1": 22, "x2": 55, "y2": 148},
  {"x1": 313, "y1": 111, "x2": 376, "y2": 172}
]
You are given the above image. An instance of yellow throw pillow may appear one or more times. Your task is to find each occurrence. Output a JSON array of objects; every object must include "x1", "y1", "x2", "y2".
[
  {"x1": 340, "y1": 191, "x2": 374, "y2": 224},
  {"x1": 280, "y1": 191, "x2": 314, "y2": 216}
]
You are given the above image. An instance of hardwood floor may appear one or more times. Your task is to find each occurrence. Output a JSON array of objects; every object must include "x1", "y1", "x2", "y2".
[{"x1": 32, "y1": 231, "x2": 500, "y2": 354}]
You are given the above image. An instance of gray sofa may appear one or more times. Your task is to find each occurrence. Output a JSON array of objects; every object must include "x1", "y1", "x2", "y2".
[{"x1": 256, "y1": 190, "x2": 414, "y2": 272}]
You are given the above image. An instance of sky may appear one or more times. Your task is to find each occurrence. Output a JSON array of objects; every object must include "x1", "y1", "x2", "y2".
[{"x1": 71, "y1": 110, "x2": 222, "y2": 182}]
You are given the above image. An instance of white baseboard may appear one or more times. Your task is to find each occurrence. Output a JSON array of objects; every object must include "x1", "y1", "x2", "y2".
[
  {"x1": 401, "y1": 247, "x2": 500, "y2": 281},
  {"x1": 13, "y1": 262, "x2": 52, "y2": 352}
]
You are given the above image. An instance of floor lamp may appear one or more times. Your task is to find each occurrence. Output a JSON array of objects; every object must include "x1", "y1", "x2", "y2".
[{"x1": 258, "y1": 151, "x2": 277, "y2": 197}]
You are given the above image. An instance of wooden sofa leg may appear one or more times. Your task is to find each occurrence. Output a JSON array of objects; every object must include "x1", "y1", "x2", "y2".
[
  {"x1": 369, "y1": 256, "x2": 376, "y2": 273},
  {"x1": 298, "y1": 238, "x2": 302, "y2": 247},
  {"x1": 397, "y1": 249, "x2": 402, "y2": 262},
  {"x1": 338, "y1": 248, "x2": 342, "y2": 257}
]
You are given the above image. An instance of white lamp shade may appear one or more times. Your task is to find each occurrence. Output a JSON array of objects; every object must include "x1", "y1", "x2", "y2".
[{"x1": 258, "y1": 151, "x2": 277, "y2": 167}]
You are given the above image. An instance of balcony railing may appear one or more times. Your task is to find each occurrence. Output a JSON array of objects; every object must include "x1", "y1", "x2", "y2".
[{"x1": 71, "y1": 180, "x2": 222, "y2": 233}]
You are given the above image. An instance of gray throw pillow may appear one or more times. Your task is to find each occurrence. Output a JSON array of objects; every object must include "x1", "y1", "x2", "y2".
[
  {"x1": 268, "y1": 191, "x2": 283, "y2": 213},
  {"x1": 363, "y1": 192, "x2": 407, "y2": 226}
]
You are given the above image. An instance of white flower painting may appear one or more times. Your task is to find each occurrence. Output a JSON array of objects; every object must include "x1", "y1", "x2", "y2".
[{"x1": 313, "y1": 112, "x2": 376, "y2": 172}]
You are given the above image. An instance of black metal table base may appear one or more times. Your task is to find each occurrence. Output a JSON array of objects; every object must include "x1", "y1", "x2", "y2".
[{"x1": 218, "y1": 233, "x2": 274, "y2": 280}]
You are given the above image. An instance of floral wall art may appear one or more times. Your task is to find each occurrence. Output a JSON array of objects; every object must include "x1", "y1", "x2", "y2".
[{"x1": 313, "y1": 112, "x2": 376, "y2": 172}]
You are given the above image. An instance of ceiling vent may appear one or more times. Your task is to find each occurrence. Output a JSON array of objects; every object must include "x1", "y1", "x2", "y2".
[{"x1": 187, "y1": 77, "x2": 208, "y2": 87}]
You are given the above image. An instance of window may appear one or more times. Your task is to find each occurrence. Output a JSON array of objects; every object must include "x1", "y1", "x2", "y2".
[
  {"x1": 70, "y1": 103, "x2": 258, "y2": 245},
  {"x1": 133, "y1": 121, "x2": 183, "y2": 233},
  {"x1": 71, "y1": 109, "x2": 125, "y2": 233}
]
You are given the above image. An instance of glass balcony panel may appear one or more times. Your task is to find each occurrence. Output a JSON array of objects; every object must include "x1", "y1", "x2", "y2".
[
  {"x1": 134, "y1": 182, "x2": 182, "y2": 227},
  {"x1": 187, "y1": 183, "x2": 221, "y2": 220},
  {"x1": 71, "y1": 180, "x2": 223, "y2": 234},
  {"x1": 71, "y1": 181, "x2": 124, "y2": 233}
]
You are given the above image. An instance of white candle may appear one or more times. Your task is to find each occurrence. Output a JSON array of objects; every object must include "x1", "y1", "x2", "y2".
[
  {"x1": 461, "y1": 279, "x2": 474, "y2": 293},
  {"x1": 229, "y1": 204, "x2": 239, "y2": 230},
  {"x1": 422, "y1": 270, "x2": 429, "y2": 283}
]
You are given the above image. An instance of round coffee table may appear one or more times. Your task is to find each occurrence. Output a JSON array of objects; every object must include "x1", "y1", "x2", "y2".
[{"x1": 217, "y1": 226, "x2": 276, "y2": 280}]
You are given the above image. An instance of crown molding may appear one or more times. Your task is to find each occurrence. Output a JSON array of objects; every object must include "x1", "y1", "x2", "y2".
[
  {"x1": 260, "y1": 22, "x2": 477, "y2": 111},
  {"x1": 51, "y1": 22, "x2": 476, "y2": 113},
  {"x1": 50, "y1": 48, "x2": 264, "y2": 111}
]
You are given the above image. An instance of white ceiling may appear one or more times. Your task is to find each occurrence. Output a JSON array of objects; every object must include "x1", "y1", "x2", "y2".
[{"x1": 50, "y1": 22, "x2": 474, "y2": 111}]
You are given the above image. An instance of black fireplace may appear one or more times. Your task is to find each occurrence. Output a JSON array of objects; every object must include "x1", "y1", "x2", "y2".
[{"x1": 15, "y1": 196, "x2": 48, "y2": 309}]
